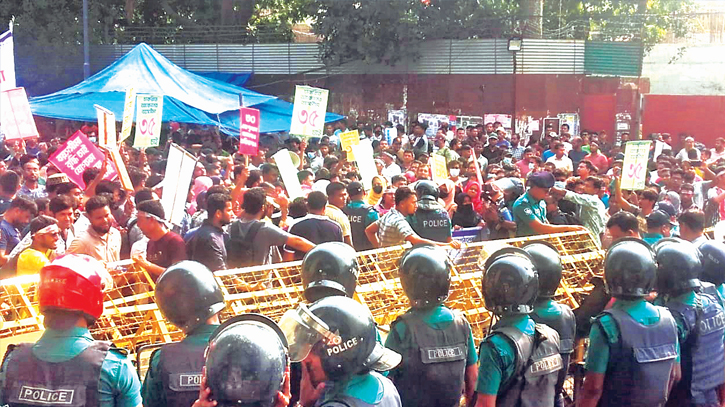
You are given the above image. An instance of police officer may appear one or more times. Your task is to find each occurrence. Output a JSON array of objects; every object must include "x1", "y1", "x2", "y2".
[
  {"x1": 0, "y1": 254, "x2": 142, "y2": 407},
  {"x1": 653, "y1": 238, "x2": 725, "y2": 407},
  {"x1": 579, "y1": 238, "x2": 680, "y2": 407},
  {"x1": 512, "y1": 172, "x2": 586, "y2": 237},
  {"x1": 280, "y1": 296, "x2": 403, "y2": 407},
  {"x1": 301, "y1": 242, "x2": 359, "y2": 303},
  {"x1": 522, "y1": 241, "x2": 576, "y2": 407},
  {"x1": 142, "y1": 261, "x2": 226, "y2": 407},
  {"x1": 698, "y1": 240, "x2": 725, "y2": 307},
  {"x1": 343, "y1": 182, "x2": 379, "y2": 252},
  {"x1": 385, "y1": 245, "x2": 478, "y2": 407},
  {"x1": 407, "y1": 181, "x2": 452, "y2": 243},
  {"x1": 194, "y1": 314, "x2": 291, "y2": 407},
  {"x1": 474, "y1": 247, "x2": 563, "y2": 407}
]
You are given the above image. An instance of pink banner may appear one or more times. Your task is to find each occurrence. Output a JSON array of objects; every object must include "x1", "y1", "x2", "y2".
[
  {"x1": 49, "y1": 131, "x2": 119, "y2": 189},
  {"x1": 0, "y1": 87, "x2": 39, "y2": 140},
  {"x1": 239, "y1": 107, "x2": 260, "y2": 156}
]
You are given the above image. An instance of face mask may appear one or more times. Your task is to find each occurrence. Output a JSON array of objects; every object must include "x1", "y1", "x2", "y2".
[
  {"x1": 439, "y1": 190, "x2": 450, "y2": 199},
  {"x1": 372, "y1": 185, "x2": 383, "y2": 194},
  {"x1": 450, "y1": 169, "x2": 460, "y2": 177},
  {"x1": 462, "y1": 203, "x2": 474, "y2": 210}
]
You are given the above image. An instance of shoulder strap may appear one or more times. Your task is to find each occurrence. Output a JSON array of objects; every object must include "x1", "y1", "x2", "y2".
[{"x1": 247, "y1": 220, "x2": 264, "y2": 241}]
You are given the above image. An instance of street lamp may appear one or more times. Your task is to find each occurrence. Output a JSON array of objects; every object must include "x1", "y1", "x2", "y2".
[{"x1": 508, "y1": 37, "x2": 522, "y2": 134}]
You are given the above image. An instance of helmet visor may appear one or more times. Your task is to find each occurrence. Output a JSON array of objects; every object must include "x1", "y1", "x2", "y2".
[{"x1": 279, "y1": 304, "x2": 337, "y2": 362}]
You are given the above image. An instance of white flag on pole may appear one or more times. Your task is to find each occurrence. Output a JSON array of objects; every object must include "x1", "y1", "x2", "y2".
[{"x1": 0, "y1": 25, "x2": 16, "y2": 93}]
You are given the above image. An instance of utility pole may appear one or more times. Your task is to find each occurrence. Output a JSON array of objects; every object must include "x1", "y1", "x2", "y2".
[{"x1": 83, "y1": 0, "x2": 90, "y2": 79}]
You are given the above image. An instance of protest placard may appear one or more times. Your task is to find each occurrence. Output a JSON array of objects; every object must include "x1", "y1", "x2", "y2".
[
  {"x1": 384, "y1": 127, "x2": 397, "y2": 145},
  {"x1": 0, "y1": 27, "x2": 16, "y2": 92},
  {"x1": 431, "y1": 154, "x2": 448, "y2": 183},
  {"x1": 452, "y1": 227, "x2": 484, "y2": 243},
  {"x1": 0, "y1": 87, "x2": 39, "y2": 140},
  {"x1": 49, "y1": 131, "x2": 119, "y2": 189},
  {"x1": 118, "y1": 87, "x2": 136, "y2": 144},
  {"x1": 95, "y1": 105, "x2": 117, "y2": 148},
  {"x1": 273, "y1": 149, "x2": 304, "y2": 199},
  {"x1": 107, "y1": 147, "x2": 133, "y2": 192},
  {"x1": 239, "y1": 107, "x2": 260, "y2": 156},
  {"x1": 351, "y1": 140, "x2": 376, "y2": 191},
  {"x1": 621, "y1": 140, "x2": 652, "y2": 191},
  {"x1": 290, "y1": 85, "x2": 328, "y2": 138},
  {"x1": 339, "y1": 130, "x2": 360, "y2": 161},
  {"x1": 133, "y1": 95, "x2": 163, "y2": 148},
  {"x1": 162, "y1": 144, "x2": 197, "y2": 226}
]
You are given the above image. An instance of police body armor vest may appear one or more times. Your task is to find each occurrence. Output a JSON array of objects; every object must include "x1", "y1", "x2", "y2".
[
  {"x1": 665, "y1": 293, "x2": 725, "y2": 406},
  {"x1": 321, "y1": 372, "x2": 402, "y2": 407},
  {"x1": 700, "y1": 282, "x2": 725, "y2": 309},
  {"x1": 1, "y1": 341, "x2": 110, "y2": 407},
  {"x1": 343, "y1": 205, "x2": 375, "y2": 251},
  {"x1": 410, "y1": 208, "x2": 450, "y2": 243},
  {"x1": 530, "y1": 302, "x2": 576, "y2": 402},
  {"x1": 491, "y1": 324, "x2": 563, "y2": 407},
  {"x1": 389, "y1": 311, "x2": 470, "y2": 407},
  {"x1": 159, "y1": 340, "x2": 206, "y2": 407},
  {"x1": 596, "y1": 306, "x2": 678, "y2": 407}
]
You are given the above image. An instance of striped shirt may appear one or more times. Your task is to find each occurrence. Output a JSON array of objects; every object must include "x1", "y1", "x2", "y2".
[{"x1": 376, "y1": 208, "x2": 414, "y2": 247}]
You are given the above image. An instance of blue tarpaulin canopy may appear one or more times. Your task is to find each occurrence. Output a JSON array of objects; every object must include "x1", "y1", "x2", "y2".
[{"x1": 29, "y1": 43, "x2": 342, "y2": 134}]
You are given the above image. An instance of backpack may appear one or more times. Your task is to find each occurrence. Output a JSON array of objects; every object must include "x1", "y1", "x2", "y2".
[{"x1": 226, "y1": 220, "x2": 264, "y2": 268}]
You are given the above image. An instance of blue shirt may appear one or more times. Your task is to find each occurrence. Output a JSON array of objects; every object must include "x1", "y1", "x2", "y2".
[
  {"x1": 0, "y1": 327, "x2": 142, "y2": 407},
  {"x1": 0, "y1": 219, "x2": 21, "y2": 254}
]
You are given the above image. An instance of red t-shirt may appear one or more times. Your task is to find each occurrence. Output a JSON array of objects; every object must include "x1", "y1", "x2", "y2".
[
  {"x1": 147, "y1": 231, "x2": 186, "y2": 271},
  {"x1": 585, "y1": 152, "x2": 609, "y2": 173}
]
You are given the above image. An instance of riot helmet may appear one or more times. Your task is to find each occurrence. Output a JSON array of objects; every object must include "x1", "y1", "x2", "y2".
[
  {"x1": 301, "y1": 242, "x2": 359, "y2": 302},
  {"x1": 155, "y1": 261, "x2": 225, "y2": 333},
  {"x1": 279, "y1": 296, "x2": 401, "y2": 379},
  {"x1": 415, "y1": 180, "x2": 440, "y2": 201},
  {"x1": 522, "y1": 241, "x2": 562, "y2": 298},
  {"x1": 699, "y1": 240, "x2": 725, "y2": 286},
  {"x1": 604, "y1": 238, "x2": 656, "y2": 299},
  {"x1": 653, "y1": 238, "x2": 702, "y2": 296},
  {"x1": 205, "y1": 314, "x2": 288, "y2": 407},
  {"x1": 482, "y1": 247, "x2": 539, "y2": 315},
  {"x1": 38, "y1": 254, "x2": 108, "y2": 323},
  {"x1": 398, "y1": 245, "x2": 452, "y2": 308}
]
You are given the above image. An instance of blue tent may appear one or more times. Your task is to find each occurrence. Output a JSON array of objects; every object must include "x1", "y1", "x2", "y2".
[{"x1": 29, "y1": 43, "x2": 342, "y2": 134}]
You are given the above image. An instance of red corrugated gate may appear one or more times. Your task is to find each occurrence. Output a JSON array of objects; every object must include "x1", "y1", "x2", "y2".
[
  {"x1": 643, "y1": 95, "x2": 725, "y2": 147},
  {"x1": 580, "y1": 94, "x2": 617, "y2": 136}
]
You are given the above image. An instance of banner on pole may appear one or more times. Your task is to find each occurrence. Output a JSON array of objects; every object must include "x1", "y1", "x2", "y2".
[
  {"x1": 95, "y1": 105, "x2": 117, "y2": 148},
  {"x1": 621, "y1": 140, "x2": 651, "y2": 191},
  {"x1": 431, "y1": 154, "x2": 448, "y2": 183},
  {"x1": 290, "y1": 85, "x2": 328, "y2": 138},
  {"x1": 0, "y1": 29, "x2": 16, "y2": 92},
  {"x1": 49, "y1": 131, "x2": 119, "y2": 189},
  {"x1": 133, "y1": 95, "x2": 163, "y2": 148},
  {"x1": 118, "y1": 87, "x2": 136, "y2": 144},
  {"x1": 339, "y1": 130, "x2": 360, "y2": 161},
  {"x1": 272, "y1": 149, "x2": 303, "y2": 199},
  {"x1": 351, "y1": 140, "x2": 376, "y2": 191},
  {"x1": 162, "y1": 144, "x2": 197, "y2": 226},
  {"x1": 239, "y1": 107, "x2": 260, "y2": 156},
  {"x1": 0, "y1": 88, "x2": 39, "y2": 140}
]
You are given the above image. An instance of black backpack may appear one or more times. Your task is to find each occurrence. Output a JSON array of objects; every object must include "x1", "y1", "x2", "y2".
[{"x1": 226, "y1": 220, "x2": 264, "y2": 268}]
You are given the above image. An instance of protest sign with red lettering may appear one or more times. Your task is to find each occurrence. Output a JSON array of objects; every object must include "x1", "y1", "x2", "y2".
[
  {"x1": 49, "y1": 131, "x2": 118, "y2": 189},
  {"x1": 239, "y1": 107, "x2": 260, "y2": 156},
  {"x1": 0, "y1": 87, "x2": 39, "y2": 140}
]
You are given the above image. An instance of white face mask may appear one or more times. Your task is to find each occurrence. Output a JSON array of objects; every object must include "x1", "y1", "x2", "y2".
[{"x1": 450, "y1": 168, "x2": 460, "y2": 177}]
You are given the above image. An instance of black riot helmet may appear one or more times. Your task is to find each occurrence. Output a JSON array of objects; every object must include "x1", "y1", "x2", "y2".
[
  {"x1": 604, "y1": 238, "x2": 656, "y2": 299},
  {"x1": 522, "y1": 241, "x2": 562, "y2": 299},
  {"x1": 155, "y1": 261, "x2": 225, "y2": 333},
  {"x1": 653, "y1": 238, "x2": 702, "y2": 296},
  {"x1": 301, "y1": 242, "x2": 359, "y2": 302},
  {"x1": 415, "y1": 180, "x2": 439, "y2": 201},
  {"x1": 205, "y1": 314, "x2": 288, "y2": 407},
  {"x1": 280, "y1": 296, "x2": 401, "y2": 379},
  {"x1": 699, "y1": 240, "x2": 725, "y2": 286},
  {"x1": 482, "y1": 247, "x2": 539, "y2": 315},
  {"x1": 398, "y1": 245, "x2": 452, "y2": 308}
]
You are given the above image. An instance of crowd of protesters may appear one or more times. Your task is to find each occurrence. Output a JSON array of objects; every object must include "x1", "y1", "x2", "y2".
[{"x1": 0, "y1": 117, "x2": 722, "y2": 278}]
